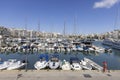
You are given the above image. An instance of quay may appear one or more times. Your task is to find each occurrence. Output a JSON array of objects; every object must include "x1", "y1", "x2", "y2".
[{"x1": 0, "y1": 70, "x2": 119, "y2": 80}]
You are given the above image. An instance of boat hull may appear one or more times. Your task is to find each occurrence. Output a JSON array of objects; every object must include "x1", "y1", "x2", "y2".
[{"x1": 34, "y1": 61, "x2": 48, "y2": 70}]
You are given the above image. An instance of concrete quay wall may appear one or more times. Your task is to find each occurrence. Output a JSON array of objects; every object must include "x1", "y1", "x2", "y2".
[{"x1": 0, "y1": 70, "x2": 119, "y2": 80}]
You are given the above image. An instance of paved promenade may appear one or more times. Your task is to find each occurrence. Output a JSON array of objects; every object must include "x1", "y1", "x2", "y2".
[{"x1": 0, "y1": 70, "x2": 119, "y2": 80}]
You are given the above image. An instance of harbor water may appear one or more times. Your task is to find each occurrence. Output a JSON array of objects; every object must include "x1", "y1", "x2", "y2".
[{"x1": 0, "y1": 41, "x2": 120, "y2": 70}]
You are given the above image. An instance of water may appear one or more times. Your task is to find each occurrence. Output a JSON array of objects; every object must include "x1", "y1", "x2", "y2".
[{"x1": 0, "y1": 41, "x2": 120, "y2": 70}]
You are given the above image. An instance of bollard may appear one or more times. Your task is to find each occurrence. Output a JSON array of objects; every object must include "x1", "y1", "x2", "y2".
[{"x1": 103, "y1": 61, "x2": 107, "y2": 72}]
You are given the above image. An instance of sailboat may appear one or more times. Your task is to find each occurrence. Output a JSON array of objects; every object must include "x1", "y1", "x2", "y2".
[
  {"x1": 103, "y1": 3, "x2": 120, "y2": 50},
  {"x1": 111, "y1": 3, "x2": 120, "y2": 50}
]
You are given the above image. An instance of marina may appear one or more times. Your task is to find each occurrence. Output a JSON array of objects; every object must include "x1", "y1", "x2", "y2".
[
  {"x1": 0, "y1": 38, "x2": 111, "y2": 53},
  {"x1": 0, "y1": 0, "x2": 120, "y2": 79},
  {"x1": 0, "y1": 41, "x2": 120, "y2": 70}
]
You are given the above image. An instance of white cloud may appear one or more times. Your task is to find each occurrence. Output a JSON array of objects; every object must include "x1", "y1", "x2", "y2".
[{"x1": 93, "y1": 0, "x2": 120, "y2": 8}]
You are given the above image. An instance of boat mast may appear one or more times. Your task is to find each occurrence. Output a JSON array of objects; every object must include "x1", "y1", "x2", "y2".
[
  {"x1": 63, "y1": 20, "x2": 66, "y2": 37},
  {"x1": 36, "y1": 20, "x2": 40, "y2": 39},
  {"x1": 113, "y1": 3, "x2": 120, "y2": 39},
  {"x1": 38, "y1": 20, "x2": 40, "y2": 32},
  {"x1": 74, "y1": 16, "x2": 77, "y2": 36},
  {"x1": 114, "y1": 3, "x2": 120, "y2": 30},
  {"x1": 25, "y1": 17, "x2": 27, "y2": 38}
]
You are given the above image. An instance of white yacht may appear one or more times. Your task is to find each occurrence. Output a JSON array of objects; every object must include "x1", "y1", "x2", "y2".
[
  {"x1": 61, "y1": 60, "x2": 71, "y2": 70},
  {"x1": 80, "y1": 60, "x2": 92, "y2": 70},
  {"x1": 0, "y1": 61, "x2": 9, "y2": 70},
  {"x1": 112, "y1": 40, "x2": 120, "y2": 50},
  {"x1": 48, "y1": 54, "x2": 61, "y2": 69},
  {"x1": 7, "y1": 59, "x2": 26, "y2": 70},
  {"x1": 102, "y1": 39, "x2": 113, "y2": 46},
  {"x1": 70, "y1": 57, "x2": 82, "y2": 70},
  {"x1": 77, "y1": 47, "x2": 83, "y2": 51},
  {"x1": 84, "y1": 58, "x2": 103, "y2": 71},
  {"x1": 34, "y1": 54, "x2": 49, "y2": 70},
  {"x1": 95, "y1": 47, "x2": 105, "y2": 53},
  {"x1": 34, "y1": 61, "x2": 48, "y2": 70},
  {"x1": 72, "y1": 45, "x2": 77, "y2": 51}
]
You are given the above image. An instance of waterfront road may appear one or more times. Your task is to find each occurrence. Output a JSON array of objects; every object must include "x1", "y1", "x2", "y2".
[{"x1": 0, "y1": 70, "x2": 119, "y2": 80}]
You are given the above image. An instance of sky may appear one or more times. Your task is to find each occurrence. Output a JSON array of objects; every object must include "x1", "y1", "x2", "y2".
[{"x1": 0, "y1": 0, "x2": 120, "y2": 35}]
